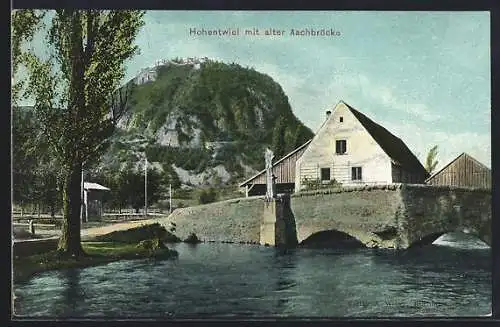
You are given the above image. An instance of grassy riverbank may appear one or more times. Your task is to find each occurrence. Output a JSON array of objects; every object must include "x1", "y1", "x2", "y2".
[{"x1": 13, "y1": 241, "x2": 179, "y2": 284}]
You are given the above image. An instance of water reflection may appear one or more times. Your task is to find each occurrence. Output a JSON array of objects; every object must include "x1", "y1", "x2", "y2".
[
  {"x1": 13, "y1": 240, "x2": 491, "y2": 318},
  {"x1": 272, "y1": 248, "x2": 298, "y2": 313},
  {"x1": 278, "y1": 248, "x2": 381, "y2": 316},
  {"x1": 367, "y1": 234, "x2": 491, "y2": 317},
  {"x1": 56, "y1": 268, "x2": 84, "y2": 316}
]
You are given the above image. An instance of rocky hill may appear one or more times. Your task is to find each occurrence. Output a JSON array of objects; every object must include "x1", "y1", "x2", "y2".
[{"x1": 96, "y1": 58, "x2": 315, "y2": 187}]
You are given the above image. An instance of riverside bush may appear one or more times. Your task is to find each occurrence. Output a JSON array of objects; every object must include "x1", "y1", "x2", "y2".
[
  {"x1": 94, "y1": 223, "x2": 181, "y2": 243},
  {"x1": 198, "y1": 188, "x2": 218, "y2": 204}
]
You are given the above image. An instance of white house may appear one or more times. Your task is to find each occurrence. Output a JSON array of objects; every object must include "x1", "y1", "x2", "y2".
[{"x1": 295, "y1": 101, "x2": 428, "y2": 191}]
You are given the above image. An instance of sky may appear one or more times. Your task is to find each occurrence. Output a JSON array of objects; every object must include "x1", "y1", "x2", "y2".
[{"x1": 18, "y1": 11, "x2": 491, "y2": 171}]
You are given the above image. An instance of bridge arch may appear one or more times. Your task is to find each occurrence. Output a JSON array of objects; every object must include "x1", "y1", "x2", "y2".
[
  {"x1": 299, "y1": 229, "x2": 367, "y2": 249},
  {"x1": 297, "y1": 226, "x2": 388, "y2": 249},
  {"x1": 408, "y1": 227, "x2": 491, "y2": 249}
]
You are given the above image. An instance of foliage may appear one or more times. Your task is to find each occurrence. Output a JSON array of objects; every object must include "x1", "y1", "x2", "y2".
[
  {"x1": 93, "y1": 223, "x2": 181, "y2": 243},
  {"x1": 95, "y1": 165, "x2": 169, "y2": 212},
  {"x1": 302, "y1": 178, "x2": 342, "y2": 191},
  {"x1": 272, "y1": 115, "x2": 287, "y2": 159},
  {"x1": 136, "y1": 238, "x2": 168, "y2": 257},
  {"x1": 121, "y1": 59, "x2": 314, "y2": 174},
  {"x1": 12, "y1": 9, "x2": 145, "y2": 255},
  {"x1": 211, "y1": 143, "x2": 244, "y2": 176},
  {"x1": 144, "y1": 143, "x2": 212, "y2": 174},
  {"x1": 12, "y1": 106, "x2": 62, "y2": 216},
  {"x1": 90, "y1": 59, "x2": 315, "y2": 190},
  {"x1": 173, "y1": 188, "x2": 193, "y2": 199},
  {"x1": 11, "y1": 10, "x2": 46, "y2": 104},
  {"x1": 292, "y1": 125, "x2": 312, "y2": 149},
  {"x1": 425, "y1": 145, "x2": 439, "y2": 174},
  {"x1": 184, "y1": 232, "x2": 201, "y2": 244},
  {"x1": 198, "y1": 187, "x2": 218, "y2": 204},
  {"x1": 212, "y1": 184, "x2": 244, "y2": 201}
]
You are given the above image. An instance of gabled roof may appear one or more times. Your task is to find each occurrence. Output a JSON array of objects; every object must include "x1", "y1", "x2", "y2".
[
  {"x1": 239, "y1": 139, "x2": 313, "y2": 187},
  {"x1": 84, "y1": 182, "x2": 110, "y2": 191},
  {"x1": 425, "y1": 152, "x2": 491, "y2": 182},
  {"x1": 343, "y1": 102, "x2": 429, "y2": 176}
]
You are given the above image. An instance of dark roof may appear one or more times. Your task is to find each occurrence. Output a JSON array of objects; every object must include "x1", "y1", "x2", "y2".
[
  {"x1": 425, "y1": 152, "x2": 490, "y2": 182},
  {"x1": 344, "y1": 102, "x2": 429, "y2": 177},
  {"x1": 239, "y1": 139, "x2": 312, "y2": 187}
]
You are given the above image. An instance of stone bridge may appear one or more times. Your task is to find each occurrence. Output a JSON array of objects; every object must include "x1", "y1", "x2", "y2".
[{"x1": 164, "y1": 184, "x2": 491, "y2": 250}]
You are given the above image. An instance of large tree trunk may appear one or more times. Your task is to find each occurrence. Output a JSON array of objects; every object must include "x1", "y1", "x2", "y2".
[
  {"x1": 58, "y1": 164, "x2": 84, "y2": 256},
  {"x1": 57, "y1": 10, "x2": 86, "y2": 257}
]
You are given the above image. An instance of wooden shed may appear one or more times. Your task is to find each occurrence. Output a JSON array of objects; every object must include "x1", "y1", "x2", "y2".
[
  {"x1": 239, "y1": 140, "x2": 312, "y2": 196},
  {"x1": 83, "y1": 182, "x2": 111, "y2": 221},
  {"x1": 425, "y1": 153, "x2": 491, "y2": 189}
]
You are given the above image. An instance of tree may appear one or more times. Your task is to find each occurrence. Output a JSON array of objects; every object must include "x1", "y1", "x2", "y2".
[
  {"x1": 12, "y1": 107, "x2": 38, "y2": 211},
  {"x1": 292, "y1": 124, "x2": 312, "y2": 149},
  {"x1": 272, "y1": 116, "x2": 287, "y2": 159},
  {"x1": 425, "y1": 145, "x2": 439, "y2": 174},
  {"x1": 198, "y1": 187, "x2": 218, "y2": 204},
  {"x1": 12, "y1": 106, "x2": 62, "y2": 217},
  {"x1": 12, "y1": 9, "x2": 145, "y2": 256},
  {"x1": 115, "y1": 166, "x2": 167, "y2": 213}
]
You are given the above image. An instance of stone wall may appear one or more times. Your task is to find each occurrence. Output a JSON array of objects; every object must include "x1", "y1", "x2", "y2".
[
  {"x1": 260, "y1": 195, "x2": 298, "y2": 247},
  {"x1": 163, "y1": 196, "x2": 264, "y2": 243},
  {"x1": 159, "y1": 184, "x2": 491, "y2": 249},
  {"x1": 399, "y1": 184, "x2": 491, "y2": 247},
  {"x1": 291, "y1": 185, "x2": 404, "y2": 248},
  {"x1": 260, "y1": 200, "x2": 277, "y2": 245},
  {"x1": 290, "y1": 184, "x2": 491, "y2": 248}
]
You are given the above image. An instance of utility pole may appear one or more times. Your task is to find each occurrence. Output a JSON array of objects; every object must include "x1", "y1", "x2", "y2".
[
  {"x1": 144, "y1": 155, "x2": 148, "y2": 218},
  {"x1": 169, "y1": 184, "x2": 172, "y2": 214},
  {"x1": 80, "y1": 169, "x2": 85, "y2": 223}
]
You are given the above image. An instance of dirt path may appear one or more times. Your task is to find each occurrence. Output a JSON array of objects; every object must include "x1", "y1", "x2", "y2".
[
  {"x1": 80, "y1": 217, "x2": 167, "y2": 239},
  {"x1": 13, "y1": 217, "x2": 171, "y2": 243}
]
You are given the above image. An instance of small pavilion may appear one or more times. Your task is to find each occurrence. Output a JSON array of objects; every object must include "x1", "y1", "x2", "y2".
[{"x1": 83, "y1": 182, "x2": 110, "y2": 222}]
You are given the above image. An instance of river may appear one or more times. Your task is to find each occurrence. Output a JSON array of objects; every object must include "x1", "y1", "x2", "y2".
[{"x1": 12, "y1": 232, "x2": 491, "y2": 318}]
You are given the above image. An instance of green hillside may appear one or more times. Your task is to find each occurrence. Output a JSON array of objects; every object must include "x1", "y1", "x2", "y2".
[
  {"x1": 111, "y1": 58, "x2": 313, "y2": 184},
  {"x1": 12, "y1": 59, "x2": 314, "y2": 212}
]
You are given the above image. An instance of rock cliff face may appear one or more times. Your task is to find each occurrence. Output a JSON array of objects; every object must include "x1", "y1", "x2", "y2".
[{"x1": 104, "y1": 58, "x2": 314, "y2": 186}]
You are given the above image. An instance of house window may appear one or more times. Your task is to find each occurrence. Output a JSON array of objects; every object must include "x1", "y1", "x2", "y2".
[
  {"x1": 340, "y1": 116, "x2": 344, "y2": 123},
  {"x1": 320, "y1": 168, "x2": 331, "y2": 181},
  {"x1": 336, "y1": 140, "x2": 347, "y2": 155},
  {"x1": 352, "y1": 167, "x2": 362, "y2": 181}
]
